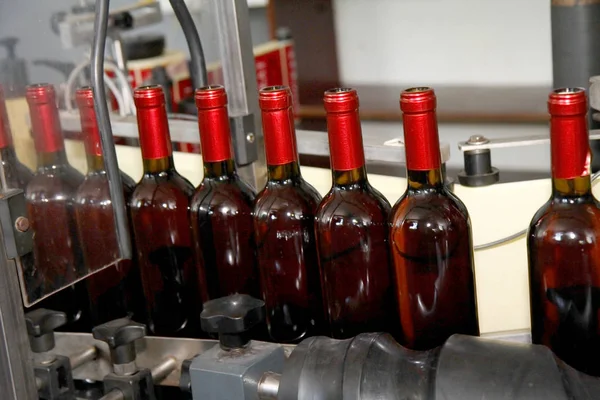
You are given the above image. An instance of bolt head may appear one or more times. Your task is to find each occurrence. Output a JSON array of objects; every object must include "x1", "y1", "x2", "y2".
[
  {"x1": 15, "y1": 217, "x2": 30, "y2": 233},
  {"x1": 246, "y1": 133, "x2": 255, "y2": 143},
  {"x1": 467, "y1": 135, "x2": 489, "y2": 145}
]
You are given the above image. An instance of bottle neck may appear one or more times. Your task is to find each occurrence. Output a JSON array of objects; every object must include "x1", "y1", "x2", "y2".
[
  {"x1": 143, "y1": 156, "x2": 176, "y2": 174},
  {"x1": 86, "y1": 154, "x2": 105, "y2": 173},
  {"x1": 204, "y1": 159, "x2": 236, "y2": 179},
  {"x1": 552, "y1": 176, "x2": 592, "y2": 199},
  {"x1": 29, "y1": 101, "x2": 66, "y2": 158},
  {"x1": 37, "y1": 149, "x2": 70, "y2": 169},
  {"x1": 326, "y1": 109, "x2": 366, "y2": 174},
  {"x1": 268, "y1": 161, "x2": 301, "y2": 182},
  {"x1": 402, "y1": 109, "x2": 442, "y2": 190},
  {"x1": 332, "y1": 165, "x2": 368, "y2": 187},
  {"x1": 198, "y1": 106, "x2": 234, "y2": 165},
  {"x1": 406, "y1": 168, "x2": 444, "y2": 192},
  {"x1": 136, "y1": 102, "x2": 173, "y2": 165},
  {"x1": 262, "y1": 105, "x2": 299, "y2": 168},
  {"x1": 550, "y1": 112, "x2": 592, "y2": 199}
]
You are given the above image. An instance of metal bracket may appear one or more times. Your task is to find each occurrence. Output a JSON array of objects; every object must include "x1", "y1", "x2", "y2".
[
  {"x1": 230, "y1": 114, "x2": 258, "y2": 166},
  {"x1": 457, "y1": 130, "x2": 600, "y2": 152},
  {"x1": 0, "y1": 189, "x2": 32, "y2": 259}
]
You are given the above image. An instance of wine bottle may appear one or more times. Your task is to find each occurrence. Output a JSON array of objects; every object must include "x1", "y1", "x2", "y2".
[
  {"x1": 254, "y1": 86, "x2": 324, "y2": 342},
  {"x1": 0, "y1": 84, "x2": 33, "y2": 189},
  {"x1": 25, "y1": 83, "x2": 88, "y2": 330},
  {"x1": 74, "y1": 87, "x2": 145, "y2": 326},
  {"x1": 129, "y1": 85, "x2": 199, "y2": 337},
  {"x1": 528, "y1": 87, "x2": 600, "y2": 376},
  {"x1": 315, "y1": 88, "x2": 399, "y2": 339},
  {"x1": 390, "y1": 87, "x2": 479, "y2": 350},
  {"x1": 191, "y1": 85, "x2": 259, "y2": 300}
]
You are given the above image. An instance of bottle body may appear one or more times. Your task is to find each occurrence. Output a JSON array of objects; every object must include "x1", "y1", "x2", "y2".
[
  {"x1": 390, "y1": 87, "x2": 478, "y2": 350},
  {"x1": 191, "y1": 167, "x2": 258, "y2": 298},
  {"x1": 76, "y1": 168, "x2": 144, "y2": 325},
  {"x1": 528, "y1": 87, "x2": 600, "y2": 376},
  {"x1": 316, "y1": 175, "x2": 396, "y2": 338},
  {"x1": 130, "y1": 169, "x2": 198, "y2": 335},
  {"x1": 191, "y1": 86, "x2": 259, "y2": 300},
  {"x1": 390, "y1": 174, "x2": 478, "y2": 349},
  {"x1": 130, "y1": 85, "x2": 200, "y2": 337},
  {"x1": 317, "y1": 88, "x2": 399, "y2": 339}
]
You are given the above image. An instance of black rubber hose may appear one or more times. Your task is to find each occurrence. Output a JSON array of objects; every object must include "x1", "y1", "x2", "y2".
[
  {"x1": 90, "y1": 0, "x2": 132, "y2": 259},
  {"x1": 168, "y1": 0, "x2": 208, "y2": 89}
]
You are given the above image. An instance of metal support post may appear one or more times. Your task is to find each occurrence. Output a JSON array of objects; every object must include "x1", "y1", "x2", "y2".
[
  {"x1": 0, "y1": 210, "x2": 38, "y2": 398},
  {"x1": 210, "y1": 0, "x2": 267, "y2": 190}
]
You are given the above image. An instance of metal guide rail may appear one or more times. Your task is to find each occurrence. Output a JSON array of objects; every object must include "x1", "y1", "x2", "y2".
[{"x1": 57, "y1": 110, "x2": 452, "y2": 165}]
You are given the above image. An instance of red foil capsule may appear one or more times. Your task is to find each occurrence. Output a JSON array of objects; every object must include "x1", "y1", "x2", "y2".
[
  {"x1": 548, "y1": 88, "x2": 590, "y2": 180},
  {"x1": 400, "y1": 87, "x2": 441, "y2": 171},
  {"x1": 323, "y1": 88, "x2": 366, "y2": 171},
  {"x1": 259, "y1": 86, "x2": 298, "y2": 166},
  {"x1": 195, "y1": 85, "x2": 233, "y2": 163},
  {"x1": 75, "y1": 87, "x2": 103, "y2": 157},
  {"x1": 26, "y1": 83, "x2": 65, "y2": 154},
  {"x1": 0, "y1": 85, "x2": 13, "y2": 149},
  {"x1": 134, "y1": 85, "x2": 173, "y2": 160}
]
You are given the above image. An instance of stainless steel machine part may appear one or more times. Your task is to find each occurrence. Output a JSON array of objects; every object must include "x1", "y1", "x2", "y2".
[
  {"x1": 209, "y1": 0, "x2": 267, "y2": 189},
  {"x1": 0, "y1": 225, "x2": 37, "y2": 399},
  {"x1": 257, "y1": 372, "x2": 281, "y2": 400}
]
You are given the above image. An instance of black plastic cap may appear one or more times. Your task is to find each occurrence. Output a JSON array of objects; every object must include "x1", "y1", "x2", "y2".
[
  {"x1": 201, "y1": 294, "x2": 265, "y2": 350},
  {"x1": 92, "y1": 318, "x2": 146, "y2": 364},
  {"x1": 25, "y1": 309, "x2": 67, "y2": 353}
]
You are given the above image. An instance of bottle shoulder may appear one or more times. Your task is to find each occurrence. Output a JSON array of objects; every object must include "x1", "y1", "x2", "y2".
[
  {"x1": 191, "y1": 175, "x2": 255, "y2": 214},
  {"x1": 315, "y1": 184, "x2": 390, "y2": 227},
  {"x1": 129, "y1": 170, "x2": 193, "y2": 209},
  {"x1": 26, "y1": 164, "x2": 84, "y2": 197},
  {"x1": 253, "y1": 179, "x2": 320, "y2": 220},
  {"x1": 390, "y1": 189, "x2": 471, "y2": 233},
  {"x1": 529, "y1": 198, "x2": 600, "y2": 243}
]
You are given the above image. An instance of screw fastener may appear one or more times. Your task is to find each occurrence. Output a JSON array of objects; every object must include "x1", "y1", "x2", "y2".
[{"x1": 15, "y1": 217, "x2": 30, "y2": 233}]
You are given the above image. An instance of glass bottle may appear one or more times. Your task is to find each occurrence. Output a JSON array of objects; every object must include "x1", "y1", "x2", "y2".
[
  {"x1": 129, "y1": 85, "x2": 199, "y2": 337},
  {"x1": 316, "y1": 88, "x2": 399, "y2": 339},
  {"x1": 390, "y1": 87, "x2": 479, "y2": 350},
  {"x1": 528, "y1": 87, "x2": 600, "y2": 376},
  {"x1": 254, "y1": 86, "x2": 324, "y2": 342}
]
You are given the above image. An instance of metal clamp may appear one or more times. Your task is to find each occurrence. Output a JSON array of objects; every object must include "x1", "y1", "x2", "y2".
[{"x1": 0, "y1": 189, "x2": 33, "y2": 259}]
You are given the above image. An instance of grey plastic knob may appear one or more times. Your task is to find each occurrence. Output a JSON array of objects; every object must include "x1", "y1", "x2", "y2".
[
  {"x1": 24, "y1": 308, "x2": 67, "y2": 353},
  {"x1": 200, "y1": 294, "x2": 265, "y2": 349},
  {"x1": 92, "y1": 318, "x2": 146, "y2": 365}
]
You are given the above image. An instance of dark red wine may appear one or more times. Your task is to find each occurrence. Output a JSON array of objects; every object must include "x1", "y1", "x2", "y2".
[
  {"x1": 529, "y1": 87, "x2": 600, "y2": 376},
  {"x1": 316, "y1": 88, "x2": 398, "y2": 340},
  {"x1": 0, "y1": 84, "x2": 33, "y2": 189},
  {"x1": 74, "y1": 87, "x2": 145, "y2": 326},
  {"x1": 190, "y1": 86, "x2": 259, "y2": 300},
  {"x1": 254, "y1": 86, "x2": 324, "y2": 343},
  {"x1": 25, "y1": 83, "x2": 88, "y2": 330},
  {"x1": 390, "y1": 87, "x2": 478, "y2": 350},
  {"x1": 130, "y1": 85, "x2": 200, "y2": 337}
]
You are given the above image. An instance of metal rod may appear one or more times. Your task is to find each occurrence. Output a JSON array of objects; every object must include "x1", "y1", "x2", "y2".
[
  {"x1": 70, "y1": 346, "x2": 97, "y2": 370},
  {"x1": 99, "y1": 389, "x2": 125, "y2": 400},
  {"x1": 257, "y1": 372, "x2": 280, "y2": 400},
  {"x1": 151, "y1": 356, "x2": 178, "y2": 384},
  {"x1": 91, "y1": 0, "x2": 133, "y2": 260}
]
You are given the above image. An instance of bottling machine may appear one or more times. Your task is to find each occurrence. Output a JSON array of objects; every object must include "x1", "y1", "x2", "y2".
[{"x1": 3, "y1": 0, "x2": 600, "y2": 399}]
